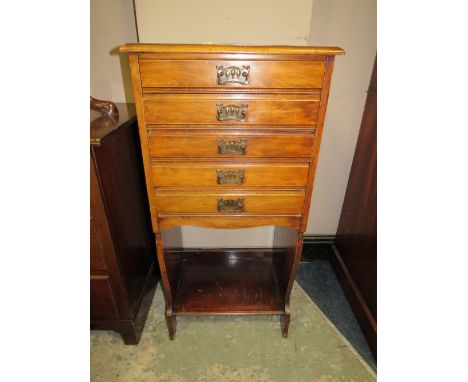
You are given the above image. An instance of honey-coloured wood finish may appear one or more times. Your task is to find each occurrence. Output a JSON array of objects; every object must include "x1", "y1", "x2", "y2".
[
  {"x1": 139, "y1": 59, "x2": 327, "y2": 90},
  {"x1": 147, "y1": 129, "x2": 315, "y2": 159},
  {"x1": 142, "y1": 93, "x2": 320, "y2": 126},
  {"x1": 121, "y1": 43, "x2": 343, "y2": 340},
  {"x1": 158, "y1": 215, "x2": 302, "y2": 231},
  {"x1": 152, "y1": 162, "x2": 309, "y2": 188},
  {"x1": 120, "y1": 43, "x2": 345, "y2": 56},
  {"x1": 154, "y1": 190, "x2": 305, "y2": 214}
]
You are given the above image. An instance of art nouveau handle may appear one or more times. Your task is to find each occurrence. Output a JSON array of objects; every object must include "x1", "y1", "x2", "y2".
[
  {"x1": 216, "y1": 170, "x2": 245, "y2": 185},
  {"x1": 216, "y1": 65, "x2": 250, "y2": 85},
  {"x1": 217, "y1": 198, "x2": 244, "y2": 212},
  {"x1": 217, "y1": 139, "x2": 247, "y2": 155},
  {"x1": 216, "y1": 104, "x2": 248, "y2": 122}
]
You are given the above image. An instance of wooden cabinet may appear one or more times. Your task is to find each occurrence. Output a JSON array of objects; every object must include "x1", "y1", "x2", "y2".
[
  {"x1": 121, "y1": 44, "x2": 344, "y2": 340},
  {"x1": 90, "y1": 104, "x2": 159, "y2": 344},
  {"x1": 334, "y1": 57, "x2": 377, "y2": 356}
]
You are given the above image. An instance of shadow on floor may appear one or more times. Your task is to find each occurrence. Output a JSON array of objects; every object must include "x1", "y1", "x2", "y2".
[{"x1": 296, "y1": 261, "x2": 377, "y2": 370}]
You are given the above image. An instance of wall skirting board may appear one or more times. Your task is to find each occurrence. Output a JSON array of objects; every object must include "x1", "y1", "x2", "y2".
[
  {"x1": 301, "y1": 235, "x2": 336, "y2": 262},
  {"x1": 301, "y1": 235, "x2": 377, "y2": 357}
]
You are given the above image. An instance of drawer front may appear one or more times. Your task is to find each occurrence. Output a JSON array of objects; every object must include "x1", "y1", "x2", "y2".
[
  {"x1": 155, "y1": 191, "x2": 305, "y2": 214},
  {"x1": 152, "y1": 162, "x2": 309, "y2": 188},
  {"x1": 142, "y1": 94, "x2": 320, "y2": 126},
  {"x1": 90, "y1": 275, "x2": 119, "y2": 320},
  {"x1": 148, "y1": 130, "x2": 314, "y2": 158},
  {"x1": 139, "y1": 59, "x2": 327, "y2": 89}
]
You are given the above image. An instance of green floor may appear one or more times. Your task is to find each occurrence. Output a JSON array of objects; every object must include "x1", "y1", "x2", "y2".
[{"x1": 91, "y1": 283, "x2": 376, "y2": 382}]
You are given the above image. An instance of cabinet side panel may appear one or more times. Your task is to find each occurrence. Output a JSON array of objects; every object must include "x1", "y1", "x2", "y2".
[
  {"x1": 273, "y1": 227, "x2": 299, "y2": 296},
  {"x1": 301, "y1": 56, "x2": 335, "y2": 231},
  {"x1": 90, "y1": 153, "x2": 129, "y2": 317},
  {"x1": 90, "y1": 216, "x2": 107, "y2": 271},
  {"x1": 90, "y1": 275, "x2": 119, "y2": 320},
  {"x1": 161, "y1": 228, "x2": 184, "y2": 307},
  {"x1": 335, "y1": 58, "x2": 377, "y2": 351},
  {"x1": 93, "y1": 121, "x2": 156, "y2": 317},
  {"x1": 129, "y1": 54, "x2": 160, "y2": 232}
]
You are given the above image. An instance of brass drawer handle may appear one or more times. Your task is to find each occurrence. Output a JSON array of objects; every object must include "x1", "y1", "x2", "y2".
[
  {"x1": 217, "y1": 198, "x2": 244, "y2": 212},
  {"x1": 216, "y1": 170, "x2": 245, "y2": 185},
  {"x1": 217, "y1": 139, "x2": 247, "y2": 155},
  {"x1": 216, "y1": 104, "x2": 248, "y2": 122},
  {"x1": 216, "y1": 65, "x2": 250, "y2": 85}
]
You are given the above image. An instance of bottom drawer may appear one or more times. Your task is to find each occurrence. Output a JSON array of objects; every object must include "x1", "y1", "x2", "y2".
[
  {"x1": 90, "y1": 275, "x2": 119, "y2": 320},
  {"x1": 155, "y1": 191, "x2": 305, "y2": 215}
]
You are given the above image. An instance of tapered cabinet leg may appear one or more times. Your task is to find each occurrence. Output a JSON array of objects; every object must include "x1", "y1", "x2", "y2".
[
  {"x1": 274, "y1": 228, "x2": 303, "y2": 339},
  {"x1": 156, "y1": 230, "x2": 182, "y2": 340},
  {"x1": 280, "y1": 314, "x2": 290, "y2": 338},
  {"x1": 165, "y1": 314, "x2": 177, "y2": 340}
]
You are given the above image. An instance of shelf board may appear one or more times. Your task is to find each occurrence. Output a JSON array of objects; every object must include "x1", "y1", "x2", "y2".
[{"x1": 172, "y1": 250, "x2": 285, "y2": 315}]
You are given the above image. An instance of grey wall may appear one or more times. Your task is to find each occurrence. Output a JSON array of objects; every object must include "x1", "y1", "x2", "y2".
[
  {"x1": 306, "y1": 0, "x2": 377, "y2": 234},
  {"x1": 91, "y1": 0, "x2": 137, "y2": 103}
]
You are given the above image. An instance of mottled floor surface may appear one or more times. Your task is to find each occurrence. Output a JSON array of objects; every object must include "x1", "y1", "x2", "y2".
[
  {"x1": 296, "y1": 261, "x2": 377, "y2": 370},
  {"x1": 91, "y1": 282, "x2": 376, "y2": 382}
]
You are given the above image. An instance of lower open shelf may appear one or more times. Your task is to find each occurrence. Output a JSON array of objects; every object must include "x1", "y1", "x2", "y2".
[{"x1": 166, "y1": 249, "x2": 287, "y2": 316}]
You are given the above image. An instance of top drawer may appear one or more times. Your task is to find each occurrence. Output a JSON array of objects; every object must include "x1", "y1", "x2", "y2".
[{"x1": 139, "y1": 59, "x2": 327, "y2": 90}]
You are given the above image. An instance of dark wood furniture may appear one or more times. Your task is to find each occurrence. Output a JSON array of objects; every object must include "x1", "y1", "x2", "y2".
[
  {"x1": 90, "y1": 103, "x2": 159, "y2": 344},
  {"x1": 333, "y1": 57, "x2": 377, "y2": 356},
  {"x1": 120, "y1": 44, "x2": 344, "y2": 339}
]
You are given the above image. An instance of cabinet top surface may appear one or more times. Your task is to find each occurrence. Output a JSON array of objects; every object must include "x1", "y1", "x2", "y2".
[
  {"x1": 90, "y1": 103, "x2": 136, "y2": 146},
  {"x1": 119, "y1": 43, "x2": 345, "y2": 56}
]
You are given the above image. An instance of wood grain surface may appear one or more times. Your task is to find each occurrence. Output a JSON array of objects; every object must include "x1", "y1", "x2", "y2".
[
  {"x1": 152, "y1": 162, "x2": 309, "y2": 188},
  {"x1": 147, "y1": 129, "x2": 315, "y2": 159},
  {"x1": 120, "y1": 43, "x2": 345, "y2": 56},
  {"x1": 154, "y1": 190, "x2": 305, "y2": 214},
  {"x1": 142, "y1": 93, "x2": 320, "y2": 126},
  {"x1": 122, "y1": 44, "x2": 343, "y2": 339},
  {"x1": 140, "y1": 59, "x2": 326, "y2": 89}
]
